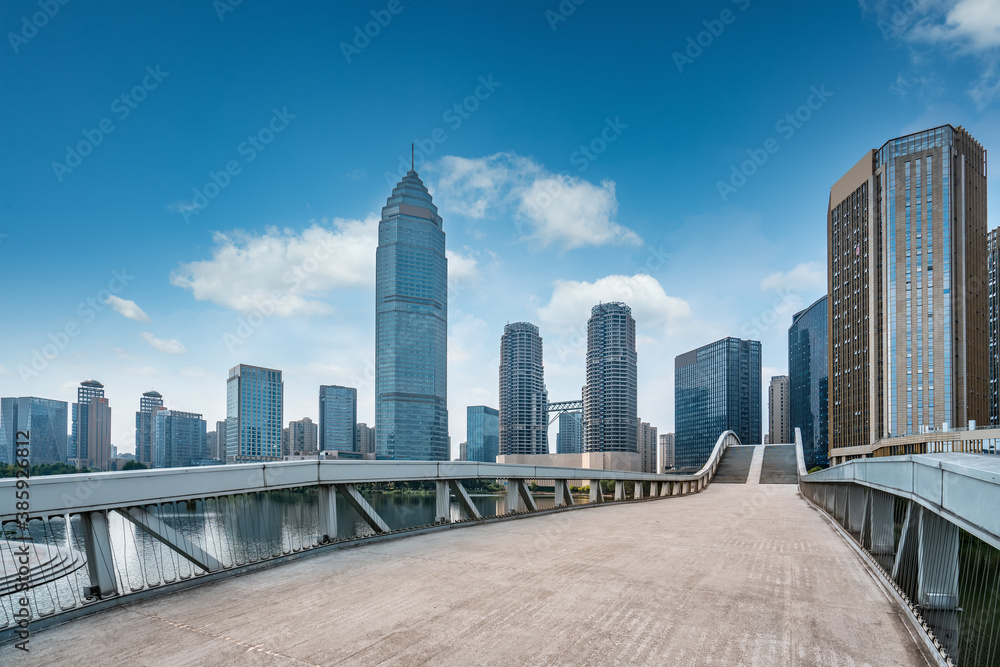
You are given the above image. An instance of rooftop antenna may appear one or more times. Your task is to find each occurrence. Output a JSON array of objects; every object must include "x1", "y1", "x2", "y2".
[{"x1": 411, "y1": 143, "x2": 414, "y2": 171}]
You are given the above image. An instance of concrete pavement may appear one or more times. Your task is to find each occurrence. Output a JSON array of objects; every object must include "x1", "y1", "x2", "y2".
[{"x1": 12, "y1": 484, "x2": 935, "y2": 666}]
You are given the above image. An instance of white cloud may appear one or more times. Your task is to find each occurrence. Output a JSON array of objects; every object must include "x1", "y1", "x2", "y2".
[
  {"x1": 171, "y1": 218, "x2": 378, "y2": 316},
  {"x1": 427, "y1": 152, "x2": 641, "y2": 251},
  {"x1": 760, "y1": 262, "x2": 826, "y2": 292},
  {"x1": 905, "y1": 0, "x2": 1000, "y2": 52},
  {"x1": 106, "y1": 295, "x2": 151, "y2": 322},
  {"x1": 537, "y1": 274, "x2": 694, "y2": 335},
  {"x1": 141, "y1": 332, "x2": 186, "y2": 355},
  {"x1": 446, "y1": 248, "x2": 481, "y2": 288}
]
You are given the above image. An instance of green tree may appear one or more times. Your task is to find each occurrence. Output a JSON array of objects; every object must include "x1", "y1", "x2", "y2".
[{"x1": 122, "y1": 460, "x2": 149, "y2": 470}]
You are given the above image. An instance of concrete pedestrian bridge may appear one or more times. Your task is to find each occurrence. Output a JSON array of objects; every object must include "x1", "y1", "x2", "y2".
[{"x1": 2, "y1": 432, "x2": 998, "y2": 665}]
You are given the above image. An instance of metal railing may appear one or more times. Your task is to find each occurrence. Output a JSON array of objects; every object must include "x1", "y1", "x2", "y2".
[
  {"x1": 0, "y1": 430, "x2": 741, "y2": 640},
  {"x1": 798, "y1": 428, "x2": 1000, "y2": 666}
]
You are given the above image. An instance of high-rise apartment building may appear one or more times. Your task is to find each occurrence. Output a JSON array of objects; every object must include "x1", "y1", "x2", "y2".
[
  {"x1": 70, "y1": 380, "x2": 104, "y2": 463},
  {"x1": 153, "y1": 410, "x2": 207, "y2": 468},
  {"x1": 583, "y1": 303, "x2": 638, "y2": 453},
  {"x1": 637, "y1": 420, "x2": 657, "y2": 473},
  {"x1": 789, "y1": 295, "x2": 829, "y2": 469},
  {"x1": 989, "y1": 228, "x2": 1000, "y2": 425},
  {"x1": 499, "y1": 322, "x2": 548, "y2": 456},
  {"x1": 0, "y1": 397, "x2": 68, "y2": 465},
  {"x1": 829, "y1": 126, "x2": 987, "y2": 458},
  {"x1": 355, "y1": 422, "x2": 375, "y2": 455},
  {"x1": 675, "y1": 337, "x2": 762, "y2": 469},
  {"x1": 556, "y1": 411, "x2": 582, "y2": 454},
  {"x1": 134, "y1": 390, "x2": 164, "y2": 466},
  {"x1": 768, "y1": 375, "x2": 790, "y2": 444},
  {"x1": 319, "y1": 385, "x2": 357, "y2": 452},
  {"x1": 659, "y1": 432, "x2": 675, "y2": 472},
  {"x1": 375, "y1": 167, "x2": 448, "y2": 461},
  {"x1": 86, "y1": 397, "x2": 112, "y2": 470},
  {"x1": 287, "y1": 417, "x2": 318, "y2": 455},
  {"x1": 226, "y1": 364, "x2": 283, "y2": 463},
  {"x1": 466, "y1": 405, "x2": 500, "y2": 462}
]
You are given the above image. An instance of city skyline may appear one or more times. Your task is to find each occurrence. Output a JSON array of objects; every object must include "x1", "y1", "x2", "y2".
[{"x1": 3, "y1": 3, "x2": 999, "y2": 458}]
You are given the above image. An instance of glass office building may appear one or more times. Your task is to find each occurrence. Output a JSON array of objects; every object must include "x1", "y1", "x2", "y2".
[
  {"x1": 499, "y1": 322, "x2": 549, "y2": 455},
  {"x1": 989, "y1": 227, "x2": 1000, "y2": 426},
  {"x1": 226, "y1": 364, "x2": 283, "y2": 462},
  {"x1": 829, "y1": 126, "x2": 987, "y2": 458},
  {"x1": 0, "y1": 396, "x2": 68, "y2": 465},
  {"x1": 556, "y1": 411, "x2": 582, "y2": 454},
  {"x1": 466, "y1": 405, "x2": 500, "y2": 463},
  {"x1": 583, "y1": 303, "x2": 637, "y2": 453},
  {"x1": 788, "y1": 295, "x2": 828, "y2": 469},
  {"x1": 674, "y1": 337, "x2": 761, "y2": 470},
  {"x1": 135, "y1": 390, "x2": 164, "y2": 466},
  {"x1": 153, "y1": 410, "x2": 207, "y2": 468},
  {"x1": 375, "y1": 168, "x2": 449, "y2": 461},
  {"x1": 319, "y1": 385, "x2": 357, "y2": 452}
]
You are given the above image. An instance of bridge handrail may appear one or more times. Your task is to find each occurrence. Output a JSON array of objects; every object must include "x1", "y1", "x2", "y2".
[
  {"x1": 799, "y1": 450, "x2": 1000, "y2": 553},
  {"x1": 0, "y1": 458, "x2": 729, "y2": 518}
]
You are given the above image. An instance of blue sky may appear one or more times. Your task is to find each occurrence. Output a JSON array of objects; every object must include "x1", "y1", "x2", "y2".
[{"x1": 2, "y1": 0, "x2": 999, "y2": 455}]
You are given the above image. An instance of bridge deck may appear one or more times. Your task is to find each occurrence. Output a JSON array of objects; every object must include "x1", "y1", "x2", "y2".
[{"x1": 22, "y1": 486, "x2": 935, "y2": 666}]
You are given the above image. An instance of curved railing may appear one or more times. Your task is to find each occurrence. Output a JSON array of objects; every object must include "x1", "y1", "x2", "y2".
[
  {"x1": 0, "y1": 438, "x2": 743, "y2": 642},
  {"x1": 797, "y1": 428, "x2": 1000, "y2": 666}
]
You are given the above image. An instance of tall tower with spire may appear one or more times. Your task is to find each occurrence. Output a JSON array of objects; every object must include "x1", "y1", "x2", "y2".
[{"x1": 375, "y1": 165, "x2": 449, "y2": 460}]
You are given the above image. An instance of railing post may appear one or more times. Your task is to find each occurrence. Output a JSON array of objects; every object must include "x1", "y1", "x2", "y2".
[
  {"x1": 588, "y1": 480, "x2": 604, "y2": 504},
  {"x1": 554, "y1": 479, "x2": 575, "y2": 507},
  {"x1": 867, "y1": 490, "x2": 895, "y2": 558},
  {"x1": 336, "y1": 484, "x2": 391, "y2": 534},
  {"x1": 507, "y1": 479, "x2": 522, "y2": 513},
  {"x1": 318, "y1": 485, "x2": 338, "y2": 542},
  {"x1": 80, "y1": 510, "x2": 117, "y2": 599},
  {"x1": 435, "y1": 480, "x2": 450, "y2": 523},
  {"x1": 634, "y1": 482, "x2": 644, "y2": 499},
  {"x1": 449, "y1": 480, "x2": 483, "y2": 519},
  {"x1": 917, "y1": 507, "x2": 960, "y2": 659},
  {"x1": 649, "y1": 481, "x2": 660, "y2": 497},
  {"x1": 614, "y1": 481, "x2": 625, "y2": 501},
  {"x1": 846, "y1": 485, "x2": 865, "y2": 535}
]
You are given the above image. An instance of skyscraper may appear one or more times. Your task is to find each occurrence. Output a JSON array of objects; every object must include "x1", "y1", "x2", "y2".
[
  {"x1": 659, "y1": 432, "x2": 675, "y2": 472},
  {"x1": 466, "y1": 405, "x2": 500, "y2": 462},
  {"x1": 87, "y1": 397, "x2": 112, "y2": 470},
  {"x1": 153, "y1": 410, "x2": 207, "y2": 468},
  {"x1": 989, "y1": 228, "x2": 1000, "y2": 426},
  {"x1": 637, "y1": 420, "x2": 658, "y2": 473},
  {"x1": 789, "y1": 295, "x2": 829, "y2": 469},
  {"x1": 675, "y1": 337, "x2": 762, "y2": 469},
  {"x1": 0, "y1": 397, "x2": 68, "y2": 465},
  {"x1": 768, "y1": 375, "x2": 790, "y2": 444},
  {"x1": 828, "y1": 126, "x2": 987, "y2": 459},
  {"x1": 355, "y1": 422, "x2": 375, "y2": 455},
  {"x1": 319, "y1": 385, "x2": 357, "y2": 452},
  {"x1": 582, "y1": 303, "x2": 637, "y2": 453},
  {"x1": 134, "y1": 390, "x2": 164, "y2": 466},
  {"x1": 556, "y1": 411, "x2": 582, "y2": 454},
  {"x1": 288, "y1": 417, "x2": 318, "y2": 455},
  {"x1": 375, "y1": 167, "x2": 448, "y2": 461},
  {"x1": 70, "y1": 380, "x2": 104, "y2": 463},
  {"x1": 499, "y1": 322, "x2": 548, "y2": 456},
  {"x1": 226, "y1": 364, "x2": 283, "y2": 463}
]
